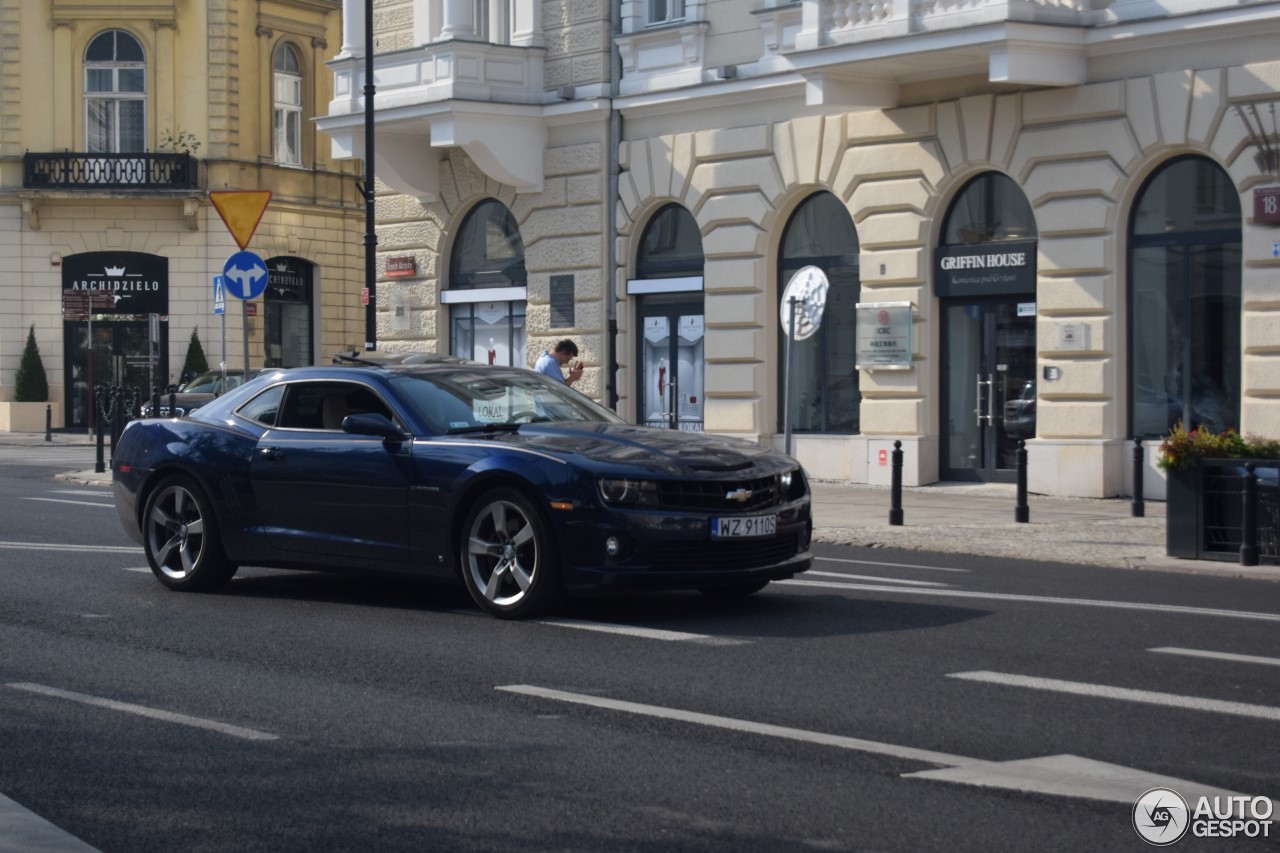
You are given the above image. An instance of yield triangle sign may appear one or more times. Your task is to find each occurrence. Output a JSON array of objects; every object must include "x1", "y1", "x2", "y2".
[{"x1": 208, "y1": 190, "x2": 272, "y2": 250}]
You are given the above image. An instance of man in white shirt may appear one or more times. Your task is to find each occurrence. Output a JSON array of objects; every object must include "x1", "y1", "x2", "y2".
[{"x1": 534, "y1": 339, "x2": 584, "y2": 386}]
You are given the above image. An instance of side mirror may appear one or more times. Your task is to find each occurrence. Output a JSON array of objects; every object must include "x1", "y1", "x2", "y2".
[{"x1": 342, "y1": 412, "x2": 407, "y2": 443}]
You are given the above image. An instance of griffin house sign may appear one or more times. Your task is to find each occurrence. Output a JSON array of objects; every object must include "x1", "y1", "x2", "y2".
[
  {"x1": 63, "y1": 251, "x2": 168, "y2": 315},
  {"x1": 934, "y1": 240, "x2": 1036, "y2": 298}
]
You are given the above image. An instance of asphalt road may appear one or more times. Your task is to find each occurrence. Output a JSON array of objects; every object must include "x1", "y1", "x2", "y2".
[{"x1": 0, "y1": 455, "x2": 1277, "y2": 852}]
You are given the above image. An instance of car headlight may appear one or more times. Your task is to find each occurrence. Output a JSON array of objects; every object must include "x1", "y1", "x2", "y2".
[
  {"x1": 598, "y1": 477, "x2": 659, "y2": 507},
  {"x1": 782, "y1": 467, "x2": 807, "y2": 499}
]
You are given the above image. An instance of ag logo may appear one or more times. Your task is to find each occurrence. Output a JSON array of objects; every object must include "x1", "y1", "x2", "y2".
[{"x1": 1134, "y1": 787, "x2": 1190, "y2": 846}]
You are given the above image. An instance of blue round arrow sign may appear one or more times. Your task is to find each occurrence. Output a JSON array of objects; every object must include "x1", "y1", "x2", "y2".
[{"x1": 222, "y1": 251, "x2": 268, "y2": 300}]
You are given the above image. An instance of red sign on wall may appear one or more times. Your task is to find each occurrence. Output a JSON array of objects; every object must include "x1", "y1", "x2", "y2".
[
  {"x1": 1254, "y1": 187, "x2": 1280, "y2": 224},
  {"x1": 386, "y1": 256, "x2": 417, "y2": 277}
]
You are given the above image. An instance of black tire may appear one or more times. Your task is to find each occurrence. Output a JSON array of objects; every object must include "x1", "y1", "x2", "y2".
[
  {"x1": 460, "y1": 486, "x2": 562, "y2": 619},
  {"x1": 699, "y1": 580, "x2": 770, "y2": 599},
  {"x1": 142, "y1": 474, "x2": 238, "y2": 592}
]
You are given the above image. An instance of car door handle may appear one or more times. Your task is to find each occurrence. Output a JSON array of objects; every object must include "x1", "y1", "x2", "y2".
[{"x1": 259, "y1": 447, "x2": 284, "y2": 461}]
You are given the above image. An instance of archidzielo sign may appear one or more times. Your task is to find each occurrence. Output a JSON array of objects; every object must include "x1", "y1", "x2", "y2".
[
  {"x1": 62, "y1": 251, "x2": 168, "y2": 315},
  {"x1": 934, "y1": 240, "x2": 1036, "y2": 298}
]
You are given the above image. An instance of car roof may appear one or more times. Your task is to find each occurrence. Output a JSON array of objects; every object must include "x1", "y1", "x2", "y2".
[{"x1": 331, "y1": 350, "x2": 475, "y2": 367}]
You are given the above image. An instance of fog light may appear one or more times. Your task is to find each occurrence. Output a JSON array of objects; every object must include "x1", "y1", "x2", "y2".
[{"x1": 605, "y1": 536, "x2": 621, "y2": 557}]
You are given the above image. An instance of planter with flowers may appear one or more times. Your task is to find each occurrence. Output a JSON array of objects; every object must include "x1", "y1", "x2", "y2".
[{"x1": 1158, "y1": 423, "x2": 1280, "y2": 562}]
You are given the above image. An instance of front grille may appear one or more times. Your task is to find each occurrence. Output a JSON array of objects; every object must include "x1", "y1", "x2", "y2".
[
  {"x1": 656, "y1": 474, "x2": 781, "y2": 512},
  {"x1": 652, "y1": 534, "x2": 799, "y2": 571}
]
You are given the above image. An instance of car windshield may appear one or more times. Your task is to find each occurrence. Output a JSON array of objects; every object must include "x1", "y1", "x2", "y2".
[
  {"x1": 181, "y1": 371, "x2": 243, "y2": 394},
  {"x1": 389, "y1": 369, "x2": 624, "y2": 434}
]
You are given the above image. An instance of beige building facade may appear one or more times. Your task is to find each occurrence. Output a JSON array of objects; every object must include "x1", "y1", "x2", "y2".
[
  {"x1": 326, "y1": 0, "x2": 1280, "y2": 499},
  {"x1": 1, "y1": 0, "x2": 364, "y2": 429}
]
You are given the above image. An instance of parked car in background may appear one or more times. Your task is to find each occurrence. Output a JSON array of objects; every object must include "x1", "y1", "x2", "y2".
[
  {"x1": 1004, "y1": 379, "x2": 1036, "y2": 438},
  {"x1": 112, "y1": 353, "x2": 813, "y2": 618},
  {"x1": 140, "y1": 368, "x2": 257, "y2": 417}
]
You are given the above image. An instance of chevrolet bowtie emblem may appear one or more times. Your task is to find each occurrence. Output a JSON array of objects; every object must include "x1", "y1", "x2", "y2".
[{"x1": 726, "y1": 488, "x2": 753, "y2": 503}]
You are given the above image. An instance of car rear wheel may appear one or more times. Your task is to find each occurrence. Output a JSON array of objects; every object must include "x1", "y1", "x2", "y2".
[
  {"x1": 143, "y1": 475, "x2": 238, "y2": 591},
  {"x1": 461, "y1": 487, "x2": 562, "y2": 619}
]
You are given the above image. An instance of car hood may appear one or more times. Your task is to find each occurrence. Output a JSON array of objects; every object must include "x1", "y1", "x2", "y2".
[{"x1": 480, "y1": 422, "x2": 793, "y2": 476}]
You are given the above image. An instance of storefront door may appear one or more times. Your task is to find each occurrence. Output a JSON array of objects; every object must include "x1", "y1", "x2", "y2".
[
  {"x1": 637, "y1": 297, "x2": 704, "y2": 431},
  {"x1": 941, "y1": 299, "x2": 1036, "y2": 482},
  {"x1": 64, "y1": 320, "x2": 167, "y2": 429}
]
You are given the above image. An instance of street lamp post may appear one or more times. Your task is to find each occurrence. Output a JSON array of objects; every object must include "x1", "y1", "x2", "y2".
[{"x1": 362, "y1": 0, "x2": 377, "y2": 351}]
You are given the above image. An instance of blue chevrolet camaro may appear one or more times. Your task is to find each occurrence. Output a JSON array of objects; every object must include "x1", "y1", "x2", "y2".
[{"x1": 112, "y1": 353, "x2": 812, "y2": 618}]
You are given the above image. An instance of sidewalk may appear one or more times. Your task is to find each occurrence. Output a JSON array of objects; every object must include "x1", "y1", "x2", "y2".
[{"x1": 5, "y1": 430, "x2": 1276, "y2": 580}]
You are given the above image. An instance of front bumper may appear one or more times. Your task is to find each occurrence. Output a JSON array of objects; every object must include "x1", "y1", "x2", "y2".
[{"x1": 556, "y1": 498, "x2": 812, "y2": 593}]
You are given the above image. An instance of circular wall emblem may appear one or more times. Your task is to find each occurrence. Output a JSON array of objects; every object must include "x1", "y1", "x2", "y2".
[{"x1": 1133, "y1": 787, "x2": 1190, "y2": 846}]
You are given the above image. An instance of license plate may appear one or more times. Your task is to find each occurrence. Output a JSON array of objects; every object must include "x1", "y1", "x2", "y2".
[{"x1": 711, "y1": 514, "x2": 777, "y2": 538}]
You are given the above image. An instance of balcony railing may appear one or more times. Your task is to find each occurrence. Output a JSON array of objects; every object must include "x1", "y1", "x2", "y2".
[
  {"x1": 23, "y1": 152, "x2": 198, "y2": 190},
  {"x1": 801, "y1": 0, "x2": 1091, "y2": 47}
]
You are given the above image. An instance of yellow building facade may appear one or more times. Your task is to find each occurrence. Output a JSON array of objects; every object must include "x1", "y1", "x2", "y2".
[{"x1": 0, "y1": 0, "x2": 364, "y2": 429}]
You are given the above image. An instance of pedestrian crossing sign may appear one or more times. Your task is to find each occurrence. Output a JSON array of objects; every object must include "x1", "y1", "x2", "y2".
[{"x1": 213, "y1": 275, "x2": 226, "y2": 315}]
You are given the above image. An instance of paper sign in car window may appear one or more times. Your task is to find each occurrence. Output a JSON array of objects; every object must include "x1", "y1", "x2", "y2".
[{"x1": 473, "y1": 398, "x2": 509, "y2": 423}]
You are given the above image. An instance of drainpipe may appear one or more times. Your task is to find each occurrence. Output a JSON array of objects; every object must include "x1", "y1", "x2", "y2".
[{"x1": 606, "y1": 0, "x2": 622, "y2": 410}]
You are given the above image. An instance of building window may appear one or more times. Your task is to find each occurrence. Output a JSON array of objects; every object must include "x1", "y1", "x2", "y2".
[
  {"x1": 447, "y1": 200, "x2": 528, "y2": 366},
  {"x1": 1129, "y1": 156, "x2": 1242, "y2": 437},
  {"x1": 649, "y1": 0, "x2": 685, "y2": 24},
  {"x1": 942, "y1": 172, "x2": 1036, "y2": 244},
  {"x1": 85, "y1": 30, "x2": 146, "y2": 153},
  {"x1": 636, "y1": 204, "x2": 703, "y2": 279},
  {"x1": 273, "y1": 44, "x2": 303, "y2": 166},
  {"x1": 777, "y1": 192, "x2": 860, "y2": 434}
]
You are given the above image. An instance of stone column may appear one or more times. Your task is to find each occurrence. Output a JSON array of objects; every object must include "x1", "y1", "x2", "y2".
[
  {"x1": 257, "y1": 26, "x2": 274, "y2": 162},
  {"x1": 51, "y1": 21, "x2": 74, "y2": 145},
  {"x1": 339, "y1": 0, "x2": 364, "y2": 57},
  {"x1": 152, "y1": 21, "x2": 176, "y2": 146},
  {"x1": 440, "y1": 0, "x2": 479, "y2": 40}
]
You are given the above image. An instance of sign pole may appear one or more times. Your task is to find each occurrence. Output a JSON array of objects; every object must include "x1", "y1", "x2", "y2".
[
  {"x1": 86, "y1": 312, "x2": 93, "y2": 435},
  {"x1": 243, "y1": 300, "x2": 250, "y2": 380},
  {"x1": 363, "y1": 0, "x2": 378, "y2": 351},
  {"x1": 784, "y1": 295, "x2": 796, "y2": 456},
  {"x1": 221, "y1": 309, "x2": 227, "y2": 387}
]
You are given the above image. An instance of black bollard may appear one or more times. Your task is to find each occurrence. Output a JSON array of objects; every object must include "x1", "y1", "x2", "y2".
[
  {"x1": 1131, "y1": 437, "x2": 1145, "y2": 517},
  {"x1": 889, "y1": 440, "x2": 904, "y2": 526},
  {"x1": 45, "y1": 404, "x2": 52, "y2": 442},
  {"x1": 1015, "y1": 440, "x2": 1029, "y2": 523},
  {"x1": 169, "y1": 387, "x2": 177, "y2": 416},
  {"x1": 94, "y1": 386, "x2": 106, "y2": 474},
  {"x1": 1240, "y1": 463, "x2": 1259, "y2": 567},
  {"x1": 151, "y1": 386, "x2": 161, "y2": 419}
]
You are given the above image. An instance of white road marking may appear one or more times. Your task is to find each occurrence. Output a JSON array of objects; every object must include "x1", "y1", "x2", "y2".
[
  {"x1": 6, "y1": 683, "x2": 279, "y2": 742},
  {"x1": 813, "y1": 555, "x2": 969, "y2": 573},
  {"x1": 497, "y1": 684, "x2": 963, "y2": 765},
  {"x1": 497, "y1": 685, "x2": 1257, "y2": 807},
  {"x1": 806, "y1": 570, "x2": 948, "y2": 588},
  {"x1": 1149, "y1": 647, "x2": 1280, "y2": 668},
  {"x1": 49, "y1": 489, "x2": 110, "y2": 496},
  {"x1": 24, "y1": 497, "x2": 113, "y2": 508},
  {"x1": 0, "y1": 541, "x2": 136, "y2": 554},
  {"x1": 0, "y1": 792, "x2": 100, "y2": 852},
  {"x1": 778, "y1": 580, "x2": 1280, "y2": 623},
  {"x1": 123, "y1": 567, "x2": 152, "y2": 573},
  {"x1": 535, "y1": 619, "x2": 748, "y2": 645},
  {"x1": 948, "y1": 671, "x2": 1280, "y2": 722}
]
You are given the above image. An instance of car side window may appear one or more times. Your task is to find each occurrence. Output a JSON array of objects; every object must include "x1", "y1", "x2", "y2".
[
  {"x1": 276, "y1": 382, "x2": 398, "y2": 431},
  {"x1": 237, "y1": 385, "x2": 284, "y2": 427}
]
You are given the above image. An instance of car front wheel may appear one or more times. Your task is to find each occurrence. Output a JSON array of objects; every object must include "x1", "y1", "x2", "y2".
[
  {"x1": 142, "y1": 475, "x2": 238, "y2": 591},
  {"x1": 460, "y1": 487, "x2": 562, "y2": 619}
]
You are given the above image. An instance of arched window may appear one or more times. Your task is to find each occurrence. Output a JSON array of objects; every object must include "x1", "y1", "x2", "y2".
[
  {"x1": 1129, "y1": 156, "x2": 1242, "y2": 436},
  {"x1": 777, "y1": 192, "x2": 860, "y2": 434},
  {"x1": 447, "y1": 200, "x2": 527, "y2": 366},
  {"x1": 941, "y1": 172, "x2": 1036, "y2": 245},
  {"x1": 636, "y1": 204, "x2": 704, "y2": 279},
  {"x1": 85, "y1": 30, "x2": 146, "y2": 152},
  {"x1": 273, "y1": 43, "x2": 303, "y2": 166}
]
